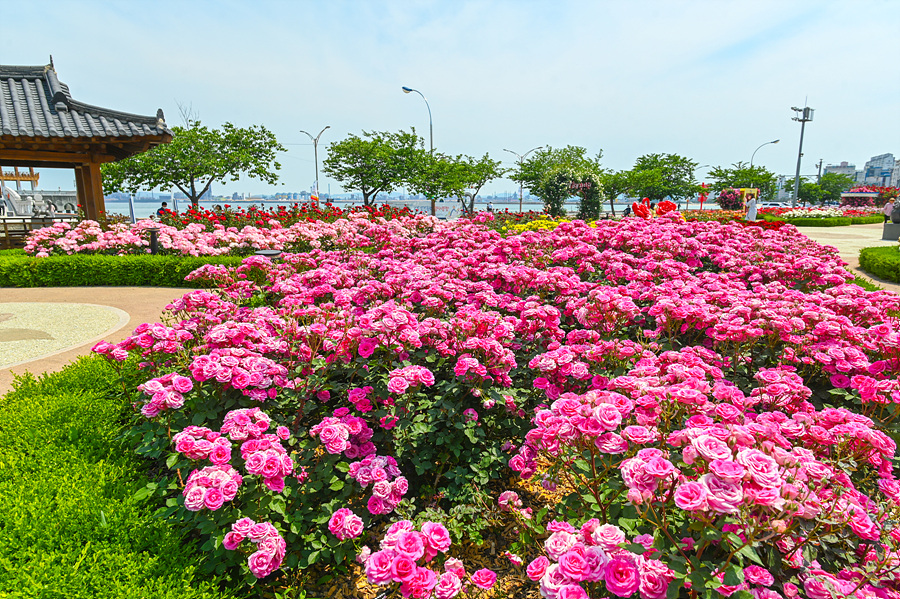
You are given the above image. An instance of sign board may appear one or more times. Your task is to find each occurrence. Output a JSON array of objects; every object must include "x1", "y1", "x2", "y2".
[{"x1": 385, "y1": 200, "x2": 461, "y2": 221}]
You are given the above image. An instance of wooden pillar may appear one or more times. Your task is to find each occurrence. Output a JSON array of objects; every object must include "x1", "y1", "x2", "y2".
[
  {"x1": 74, "y1": 165, "x2": 96, "y2": 221},
  {"x1": 87, "y1": 161, "x2": 106, "y2": 218}
]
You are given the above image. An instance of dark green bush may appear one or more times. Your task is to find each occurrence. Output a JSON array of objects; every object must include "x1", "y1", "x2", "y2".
[
  {"x1": 859, "y1": 246, "x2": 900, "y2": 283},
  {"x1": 0, "y1": 254, "x2": 244, "y2": 287},
  {"x1": 0, "y1": 357, "x2": 227, "y2": 598},
  {"x1": 849, "y1": 215, "x2": 885, "y2": 225},
  {"x1": 783, "y1": 216, "x2": 852, "y2": 227}
]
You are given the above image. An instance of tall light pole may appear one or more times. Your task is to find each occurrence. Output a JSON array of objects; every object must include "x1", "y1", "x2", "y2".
[
  {"x1": 750, "y1": 139, "x2": 779, "y2": 167},
  {"x1": 504, "y1": 146, "x2": 543, "y2": 213},
  {"x1": 791, "y1": 106, "x2": 814, "y2": 208},
  {"x1": 401, "y1": 86, "x2": 432, "y2": 152},
  {"x1": 299, "y1": 126, "x2": 330, "y2": 205},
  {"x1": 688, "y1": 164, "x2": 711, "y2": 211}
]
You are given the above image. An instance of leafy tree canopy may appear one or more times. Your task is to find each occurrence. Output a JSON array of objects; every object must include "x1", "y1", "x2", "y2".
[
  {"x1": 512, "y1": 146, "x2": 603, "y2": 193},
  {"x1": 322, "y1": 129, "x2": 422, "y2": 206},
  {"x1": 708, "y1": 162, "x2": 778, "y2": 202},
  {"x1": 784, "y1": 178, "x2": 827, "y2": 205},
  {"x1": 453, "y1": 153, "x2": 506, "y2": 213},
  {"x1": 818, "y1": 172, "x2": 857, "y2": 203},
  {"x1": 630, "y1": 153, "x2": 701, "y2": 202},
  {"x1": 102, "y1": 121, "x2": 285, "y2": 209}
]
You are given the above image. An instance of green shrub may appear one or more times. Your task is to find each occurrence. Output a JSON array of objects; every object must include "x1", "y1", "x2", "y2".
[
  {"x1": 849, "y1": 215, "x2": 885, "y2": 225},
  {"x1": 0, "y1": 357, "x2": 229, "y2": 598},
  {"x1": 859, "y1": 246, "x2": 900, "y2": 282},
  {"x1": 0, "y1": 254, "x2": 244, "y2": 287},
  {"x1": 0, "y1": 248, "x2": 25, "y2": 256},
  {"x1": 783, "y1": 216, "x2": 852, "y2": 227}
]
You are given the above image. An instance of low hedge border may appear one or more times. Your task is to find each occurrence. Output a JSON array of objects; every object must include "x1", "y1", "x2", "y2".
[
  {"x1": 859, "y1": 246, "x2": 900, "y2": 283},
  {"x1": 0, "y1": 357, "x2": 228, "y2": 598},
  {"x1": 0, "y1": 254, "x2": 244, "y2": 287},
  {"x1": 761, "y1": 214, "x2": 884, "y2": 227}
]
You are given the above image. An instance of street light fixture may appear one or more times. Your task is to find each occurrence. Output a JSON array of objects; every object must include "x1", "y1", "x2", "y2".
[
  {"x1": 687, "y1": 164, "x2": 711, "y2": 211},
  {"x1": 791, "y1": 106, "x2": 814, "y2": 207},
  {"x1": 750, "y1": 139, "x2": 780, "y2": 167},
  {"x1": 299, "y1": 126, "x2": 330, "y2": 206},
  {"x1": 401, "y1": 86, "x2": 433, "y2": 153},
  {"x1": 504, "y1": 146, "x2": 544, "y2": 213}
]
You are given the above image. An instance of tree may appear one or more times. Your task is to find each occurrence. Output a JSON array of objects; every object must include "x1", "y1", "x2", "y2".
[
  {"x1": 322, "y1": 129, "x2": 422, "y2": 206},
  {"x1": 784, "y1": 178, "x2": 826, "y2": 205},
  {"x1": 534, "y1": 170, "x2": 579, "y2": 218},
  {"x1": 601, "y1": 170, "x2": 633, "y2": 216},
  {"x1": 708, "y1": 162, "x2": 777, "y2": 202},
  {"x1": 453, "y1": 153, "x2": 506, "y2": 213},
  {"x1": 630, "y1": 153, "x2": 700, "y2": 203},
  {"x1": 512, "y1": 146, "x2": 603, "y2": 194},
  {"x1": 405, "y1": 152, "x2": 469, "y2": 213},
  {"x1": 102, "y1": 121, "x2": 285, "y2": 209},
  {"x1": 818, "y1": 172, "x2": 856, "y2": 203}
]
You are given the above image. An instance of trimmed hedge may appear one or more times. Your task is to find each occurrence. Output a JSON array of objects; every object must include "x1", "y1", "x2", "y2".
[
  {"x1": 0, "y1": 254, "x2": 244, "y2": 287},
  {"x1": 760, "y1": 214, "x2": 884, "y2": 227},
  {"x1": 0, "y1": 357, "x2": 228, "y2": 598},
  {"x1": 859, "y1": 246, "x2": 900, "y2": 283}
]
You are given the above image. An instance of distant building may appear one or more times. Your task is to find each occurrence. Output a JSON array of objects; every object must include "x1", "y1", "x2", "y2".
[
  {"x1": 862, "y1": 153, "x2": 895, "y2": 186},
  {"x1": 824, "y1": 161, "x2": 857, "y2": 179}
]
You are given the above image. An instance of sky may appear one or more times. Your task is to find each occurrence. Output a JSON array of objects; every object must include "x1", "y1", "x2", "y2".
[{"x1": 3, "y1": 0, "x2": 899, "y2": 198}]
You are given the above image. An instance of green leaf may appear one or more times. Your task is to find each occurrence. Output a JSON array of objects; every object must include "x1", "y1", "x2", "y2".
[
  {"x1": 737, "y1": 544, "x2": 764, "y2": 566},
  {"x1": 723, "y1": 564, "x2": 744, "y2": 586},
  {"x1": 165, "y1": 453, "x2": 179, "y2": 469}
]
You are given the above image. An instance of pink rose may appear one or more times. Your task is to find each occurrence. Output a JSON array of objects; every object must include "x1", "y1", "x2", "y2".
[
  {"x1": 222, "y1": 531, "x2": 244, "y2": 550},
  {"x1": 390, "y1": 554, "x2": 418, "y2": 582},
  {"x1": 395, "y1": 530, "x2": 425, "y2": 560},
  {"x1": 421, "y1": 522, "x2": 452, "y2": 553},
  {"x1": 673, "y1": 481, "x2": 708, "y2": 511},
  {"x1": 527, "y1": 555, "x2": 550, "y2": 581},
  {"x1": 545, "y1": 530, "x2": 578, "y2": 560},
  {"x1": 558, "y1": 550, "x2": 589, "y2": 581},
  {"x1": 558, "y1": 584, "x2": 590, "y2": 599},
  {"x1": 470, "y1": 568, "x2": 497, "y2": 589},
  {"x1": 434, "y1": 571, "x2": 462, "y2": 599},
  {"x1": 387, "y1": 376, "x2": 409, "y2": 394},
  {"x1": 604, "y1": 557, "x2": 640, "y2": 597},
  {"x1": 203, "y1": 487, "x2": 225, "y2": 511},
  {"x1": 365, "y1": 550, "x2": 394, "y2": 585},
  {"x1": 744, "y1": 565, "x2": 774, "y2": 586}
]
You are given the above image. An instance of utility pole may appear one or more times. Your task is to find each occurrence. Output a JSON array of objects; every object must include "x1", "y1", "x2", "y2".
[
  {"x1": 816, "y1": 159, "x2": 823, "y2": 184},
  {"x1": 299, "y1": 126, "x2": 330, "y2": 207},
  {"x1": 791, "y1": 105, "x2": 814, "y2": 208}
]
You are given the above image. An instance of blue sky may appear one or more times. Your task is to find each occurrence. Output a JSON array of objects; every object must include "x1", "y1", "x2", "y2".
[{"x1": 4, "y1": 0, "x2": 899, "y2": 196}]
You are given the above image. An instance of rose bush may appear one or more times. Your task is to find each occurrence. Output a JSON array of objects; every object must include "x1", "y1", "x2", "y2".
[{"x1": 95, "y1": 211, "x2": 900, "y2": 597}]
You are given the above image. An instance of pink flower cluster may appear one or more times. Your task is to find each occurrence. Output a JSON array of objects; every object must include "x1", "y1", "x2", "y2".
[
  {"x1": 347, "y1": 454, "x2": 407, "y2": 515},
  {"x1": 220, "y1": 407, "x2": 274, "y2": 441},
  {"x1": 189, "y1": 348, "x2": 289, "y2": 401},
  {"x1": 240, "y1": 432, "x2": 294, "y2": 493},
  {"x1": 183, "y1": 465, "x2": 242, "y2": 512},
  {"x1": 222, "y1": 517, "x2": 286, "y2": 578},
  {"x1": 527, "y1": 520, "x2": 674, "y2": 599},
  {"x1": 135, "y1": 372, "x2": 194, "y2": 418},
  {"x1": 173, "y1": 425, "x2": 232, "y2": 464},
  {"x1": 309, "y1": 410, "x2": 375, "y2": 458},
  {"x1": 327, "y1": 507, "x2": 364, "y2": 541},
  {"x1": 361, "y1": 520, "x2": 493, "y2": 598},
  {"x1": 348, "y1": 386, "x2": 375, "y2": 413},
  {"x1": 387, "y1": 365, "x2": 436, "y2": 394}
]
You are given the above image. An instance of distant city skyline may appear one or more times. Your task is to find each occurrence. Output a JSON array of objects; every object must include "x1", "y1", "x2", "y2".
[{"x1": 2, "y1": 0, "x2": 898, "y2": 198}]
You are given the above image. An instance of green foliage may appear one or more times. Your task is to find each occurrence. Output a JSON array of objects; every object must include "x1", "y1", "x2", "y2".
[
  {"x1": 453, "y1": 153, "x2": 506, "y2": 213},
  {"x1": 819, "y1": 172, "x2": 857, "y2": 203},
  {"x1": 535, "y1": 170, "x2": 579, "y2": 217},
  {"x1": 784, "y1": 178, "x2": 826, "y2": 205},
  {"x1": 630, "y1": 153, "x2": 701, "y2": 202},
  {"x1": 405, "y1": 152, "x2": 468, "y2": 210},
  {"x1": 600, "y1": 170, "x2": 632, "y2": 216},
  {"x1": 0, "y1": 356, "x2": 226, "y2": 598},
  {"x1": 102, "y1": 121, "x2": 285, "y2": 209},
  {"x1": 322, "y1": 129, "x2": 422, "y2": 205},
  {"x1": 860, "y1": 246, "x2": 900, "y2": 282},
  {"x1": 512, "y1": 146, "x2": 603, "y2": 193},
  {"x1": 708, "y1": 162, "x2": 777, "y2": 201},
  {"x1": 0, "y1": 254, "x2": 243, "y2": 287}
]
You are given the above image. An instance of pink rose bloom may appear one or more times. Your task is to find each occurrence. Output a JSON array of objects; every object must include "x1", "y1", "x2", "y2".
[
  {"x1": 558, "y1": 550, "x2": 589, "y2": 581},
  {"x1": 736, "y1": 449, "x2": 782, "y2": 489},
  {"x1": 527, "y1": 556, "x2": 550, "y2": 581},
  {"x1": 395, "y1": 530, "x2": 426, "y2": 560},
  {"x1": 604, "y1": 558, "x2": 640, "y2": 597},
  {"x1": 358, "y1": 337, "x2": 378, "y2": 358},
  {"x1": 421, "y1": 522, "x2": 452, "y2": 554},
  {"x1": 248, "y1": 549, "x2": 280, "y2": 578},
  {"x1": 708, "y1": 459, "x2": 746, "y2": 483},
  {"x1": 365, "y1": 550, "x2": 394, "y2": 585},
  {"x1": 592, "y1": 524, "x2": 626, "y2": 550},
  {"x1": 545, "y1": 530, "x2": 578, "y2": 560},
  {"x1": 172, "y1": 375, "x2": 194, "y2": 393},
  {"x1": 622, "y1": 425, "x2": 656, "y2": 444},
  {"x1": 203, "y1": 487, "x2": 225, "y2": 511},
  {"x1": 701, "y1": 474, "x2": 743, "y2": 514},
  {"x1": 387, "y1": 376, "x2": 409, "y2": 394},
  {"x1": 328, "y1": 508, "x2": 350, "y2": 539},
  {"x1": 434, "y1": 571, "x2": 462, "y2": 599},
  {"x1": 444, "y1": 557, "x2": 466, "y2": 579},
  {"x1": 673, "y1": 481, "x2": 709, "y2": 511},
  {"x1": 470, "y1": 568, "x2": 497, "y2": 589},
  {"x1": 692, "y1": 435, "x2": 732, "y2": 461},
  {"x1": 209, "y1": 444, "x2": 232, "y2": 465},
  {"x1": 595, "y1": 432, "x2": 629, "y2": 454},
  {"x1": 263, "y1": 476, "x2": 285, "y2": 493},
  {"x1": 402, "y1": 567, "x2": 438, "y2": 598},
  {"x1": 463, "y1": 408, "x2": 479, "y2": 422},
  {"x1": 558, "y1": 584, "x2": 590, "y2": 599},
  {"x1": 390, "y1": 554, "x2": 418, "y2": 582},
  {"x1": 232, "y1": 517, "x2": 255, "y2": 535},
  {"x1": 222, "y1": 531, "x2": 244, "y2": 550},
  {"x1": 744, "y1": 565, "x2": 774, "y2": 586}
]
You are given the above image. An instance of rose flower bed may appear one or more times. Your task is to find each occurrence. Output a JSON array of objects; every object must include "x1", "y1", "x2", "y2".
[{"x1": 94, "y1": 212, "x2": 900, "y2": 598}]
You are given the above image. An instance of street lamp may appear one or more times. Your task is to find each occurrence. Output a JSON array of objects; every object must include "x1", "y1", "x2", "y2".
[
  {"x1": 750, "y1": 139, "x2": 780, "y2": 167},
  {"x1": 299, "y1": 126, "x2": 330, "y2": 206},
  {"x1": 791, "y1": 106, "x2": 814, "y2": 207},
  {"x1": 401, "y1": 86, "x2": 433, "y2": 153},
  {"x1": 504, "y1": 146, "x2": 544, "y2": 213},
  {"x1": 687, "y1": 164, "x2": 711, "y2": 211}
]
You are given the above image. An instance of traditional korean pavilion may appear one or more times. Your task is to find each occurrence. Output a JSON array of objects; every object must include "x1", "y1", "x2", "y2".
[{"x1": 0, "y1": 59, "x2": 172, "y2": 220}]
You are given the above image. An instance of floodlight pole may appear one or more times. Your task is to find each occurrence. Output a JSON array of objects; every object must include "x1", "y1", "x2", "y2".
[
  {"x1": 300, "y1": 126, "x2": 330, "y2": 205},
  {"x1": 504, "y1": 146, "x2": 544, "y2": 213},
  {"x1": 791, "y1": 106, "x2": 814, "y2": 208}
]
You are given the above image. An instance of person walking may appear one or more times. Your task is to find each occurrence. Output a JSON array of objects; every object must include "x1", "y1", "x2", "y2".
[
  {"x1": 745, "y1": 196, "x2": 758, "y2": 222},
  {"x1": 884, "y1": 200, "x2": 894, "y2": 223}
]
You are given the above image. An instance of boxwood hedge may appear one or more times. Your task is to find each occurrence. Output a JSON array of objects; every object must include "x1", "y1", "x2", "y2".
[{"x1": 859, "y1": 246, "x2": 900, "y2": 283}]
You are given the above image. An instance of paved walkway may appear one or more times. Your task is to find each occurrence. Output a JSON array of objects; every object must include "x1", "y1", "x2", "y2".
[{"x1": 1, "y1": 223, "x2": 898, "y2": 395}]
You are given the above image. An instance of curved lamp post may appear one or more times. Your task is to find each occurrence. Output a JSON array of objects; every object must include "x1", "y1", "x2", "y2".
[
  {"x1": 299, "y1": 126, "x2": 330, "y2": 205},
  {"x1": 401, "y1": 86, "x2": 433, "y2": 153},
  {"x1": 504, "y1": 146, "x2": 543, "y2": 213},
  {"x1": 750, "y1": 139, "x2": 780, "y2": 167}
]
